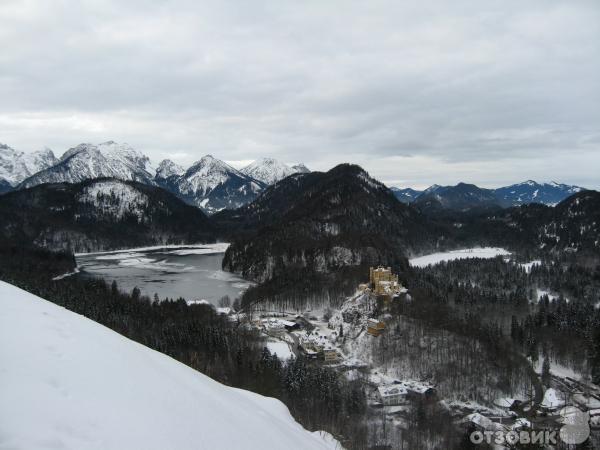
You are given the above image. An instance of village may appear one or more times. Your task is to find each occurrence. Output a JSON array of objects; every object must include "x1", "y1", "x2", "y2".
[{"x1": 216, "y1": 265, "x2": 600, "y2": 447}]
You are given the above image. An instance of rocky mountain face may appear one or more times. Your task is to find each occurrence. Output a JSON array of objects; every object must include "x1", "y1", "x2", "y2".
[
  {"x1": 170, "y1": 155, "x2": 266, "y2": 214},
  {"x1": 0, "y1": 178, "x2": 216, "y2": 252},
  {"x1": 493, "y1": 180, "x2": 585, "y2": 206},
  {"x1": 7, "y1": 142, "x2": 312, "y2": 214},
  {"x1": 218, "y1": 164, "x2": 442, "y2": 283},
  {"x1": 19, "y1": 142, "x2": 156, "y2": 189},
  {"x1": 0, "y1": 143, "x2": 57, "y2": 188}
]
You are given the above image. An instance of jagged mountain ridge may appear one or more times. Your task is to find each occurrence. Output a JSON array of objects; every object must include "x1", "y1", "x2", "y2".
[
  {"x1": 0, "y1": 143, "x2": 57, "y2": 187},
  {"x1": 218, "y1": 164, "x2": 442, "y2": 283},
  {"x1": 7, "y1": 142, "x2": 310, "y2": 214},
  {"x1": 0, "y1": 178, "x2": 216, "y2": 252},
  {"x1": 240, "y1": 157, "x2": 307, "y2": 185},
  {"x1": 19, "y1": 141, "x2": 156, "y2": 189}
]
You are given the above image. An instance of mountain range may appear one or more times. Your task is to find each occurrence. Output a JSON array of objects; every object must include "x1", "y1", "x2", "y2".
[
  {"x1": 0, "y1": 141, "x2": 589, "y2": 217},
  {"x1": 1, "y1": 141, "x2": 309, "y2": 214},
  {"x1": 391, "y1": 180, "x2": 586, "y2": 212}
]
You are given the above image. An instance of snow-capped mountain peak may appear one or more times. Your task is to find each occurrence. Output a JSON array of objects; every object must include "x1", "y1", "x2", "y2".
[
  {"x1": 240, "y1": 157, "x2": 298, "y2": 185},
  {"x1": 19, "y1": 141, "x2": 156, "y2": 189},
  {"x1": 0, "y1": 143, "x2": 58, "y2": 186},
  {"x1": 155, "y1": 159, "x2": 185, "y2": 179}
]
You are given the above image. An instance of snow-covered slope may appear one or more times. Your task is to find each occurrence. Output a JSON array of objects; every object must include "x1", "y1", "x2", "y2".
[
  {"x1": 240, "y1": 157, "x2": 300, "y2": 185},
  {"x1": 19, "y1": 141, "x2": 155, "y2": 189},
  {"x1": 0, "y1": 280, "x2": 340, "y2": 450},
  {"x1": 0, "y1": 143, "x2": 57, "y2": 186},
  {"x1": 493, "y1": 180, "x2": 585, "y2": 206}
]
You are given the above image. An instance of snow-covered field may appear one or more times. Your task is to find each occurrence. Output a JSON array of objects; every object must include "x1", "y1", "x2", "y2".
[
  {"x1": 266, "y1": 340, "x2": 295, "y2": 360},
  {"x1": 409, "y1": 247, "x2": 511, "y2": 268},
  {"x1": 0, "y1": 281, "x2": 340, "y2": 450}
]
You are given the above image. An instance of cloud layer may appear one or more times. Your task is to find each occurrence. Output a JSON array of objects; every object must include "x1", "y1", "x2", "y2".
[{"x1": 1, "y1": 0, "x2": 599, "y2": 188}]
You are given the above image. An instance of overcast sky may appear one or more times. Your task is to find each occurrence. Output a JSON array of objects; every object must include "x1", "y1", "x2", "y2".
[{"x1": 1, "y1": 0, "x2": 599, "y2": 189}]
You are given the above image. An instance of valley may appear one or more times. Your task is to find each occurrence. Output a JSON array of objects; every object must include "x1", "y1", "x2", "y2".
[{"x1": 1, "y1": 153, "x2": 599, "y2": 449}]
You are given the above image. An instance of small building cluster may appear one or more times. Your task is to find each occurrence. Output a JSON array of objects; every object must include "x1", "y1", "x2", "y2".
[
  {"x1": 299, "y1": 331, "x2": 341, "y2": 362},
  {"x1": 377, "y1": 381, "x2": 437, "y2": 406}
]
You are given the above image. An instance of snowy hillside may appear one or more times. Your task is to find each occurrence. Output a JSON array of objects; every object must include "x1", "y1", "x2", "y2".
[
  {"x1": 241, "y1": 157, "x2": 302, "y2": 185},
  {"x1": 0, "y1": 280, "x2": 341, "y2": 450},
  {"x1": 19, "y1": 141, "x2": 156, "y2": 189},
  {"x1": 0, "y1": 143, "x2": 57, "y2": 186}
]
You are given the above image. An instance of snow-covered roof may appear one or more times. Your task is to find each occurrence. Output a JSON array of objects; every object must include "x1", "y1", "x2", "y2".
[
  {"x1": 378, "y1": 385, "x2": 408, "y2": 398},
  {"x1": 540, "y1": 388, "x2": 565, "y2": 409}
]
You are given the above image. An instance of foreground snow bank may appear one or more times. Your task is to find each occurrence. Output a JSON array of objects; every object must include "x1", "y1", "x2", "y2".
[
  {"x1": 0, "y1": 281, "x2": 341, "y2": 450},
  {"x1": 409, "y1": 247, "x2": 510, "y2": 268}
]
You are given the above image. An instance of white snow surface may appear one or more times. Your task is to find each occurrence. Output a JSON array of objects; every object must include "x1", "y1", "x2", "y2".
[
  {"x1": 409, "y1": 247, "x2": 511, "y2": 268},
  {"x1": 240, "y1": 157, "x2": 299, "y2": 185},
  {"x1": 155, "y1": 159, "x2": 184, "y2": 179},
  {"x1": 0, "y1": 281, "x2": 341, "y2": 450},
  {"x1": 79, "y1": 180, "x2": 148, "y2": 220},
  {"x1": 0, "y1": 143, "x2": 57, "y2": 185}
]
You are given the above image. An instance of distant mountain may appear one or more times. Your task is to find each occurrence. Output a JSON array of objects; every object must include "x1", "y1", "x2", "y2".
[
  {"x1": 240, "y1": 157, "x2": 308, "y2": 185},
  {"x1": 218, "y1": 164, "x2": 440, "y2": 283},
  {"x1": 155, "y1": 159, "x2": 185, "y2": 180},
  {"x1": 493, "y1": 180, "x2": 585, "y2": 206},
  {"x1": 390, "y1": 187, "x2": 423, "y2": 204},
  {"x1": 0, "y1": 178, "x2": 215, "y2": 252},
  {"x1": 19, "y1": 141, "x2": 156, "y2": 189},
  {"x1": 413, "y1": 183, "x2": 505, "y2": 214},
  {"x1": 173, "y1": 155, "x2": 266, "y2": 214},
  {"x1": 291, "y1": 163, "x2": 310, "y2": 174},
  {"x1": 0, "y1": 143, "x2": 57, "y2": 187}
]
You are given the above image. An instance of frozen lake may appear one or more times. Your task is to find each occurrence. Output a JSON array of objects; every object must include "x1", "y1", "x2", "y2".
[
  {"x1": 75, "y1": 244, "x2": 252, "y2": 305},
  {"x1": 409, "y1": 247, "x2": 511, "y2": 268}
]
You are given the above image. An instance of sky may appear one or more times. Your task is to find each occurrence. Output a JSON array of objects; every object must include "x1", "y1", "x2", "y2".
[{"x1": 1, "y1": 0, "x2": 599, "y2": 189}]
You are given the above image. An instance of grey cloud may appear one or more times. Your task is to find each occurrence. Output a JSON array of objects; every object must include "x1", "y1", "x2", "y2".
[{"x1": 0, "y1": 0, "x2": 598, "y2": 188}]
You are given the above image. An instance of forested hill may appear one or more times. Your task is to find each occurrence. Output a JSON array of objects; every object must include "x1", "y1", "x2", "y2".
[
  {"x1": 0, "y1": 178, "x2": 216, "y2": 252},
  {"x1": 219, "y1": 164, "x2": 445, "y2": 283},
  {"x1": 451, "y1": 190, "x2": 600, "y2": 258}
]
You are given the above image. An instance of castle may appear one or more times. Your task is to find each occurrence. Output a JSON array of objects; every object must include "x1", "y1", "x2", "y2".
[{"x1": 359, "y1": 266, "x2": 404, "y2": 301}]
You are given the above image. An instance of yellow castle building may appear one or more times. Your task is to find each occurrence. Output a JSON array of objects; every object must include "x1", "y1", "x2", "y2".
[{"x1": 369, "y1": 266, "x2": 403, "y2": 297}]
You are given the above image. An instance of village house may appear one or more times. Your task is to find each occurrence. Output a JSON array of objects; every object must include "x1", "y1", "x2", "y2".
[
  {"x1": 367, "y1": 318, "x2": 385, "y2": 336},
  {"x1": 322, "y1": 345, "x2": 339, "y2": 363},
  {"x1": 377, "y1": 385, "x2": 409, "y2": 406}
]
